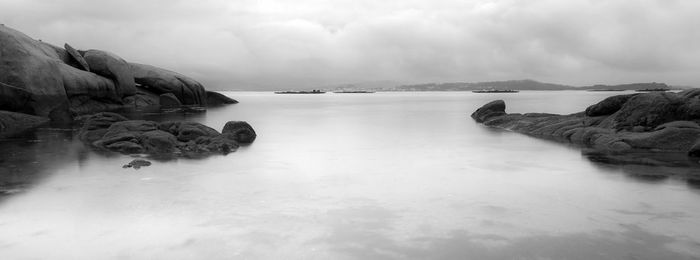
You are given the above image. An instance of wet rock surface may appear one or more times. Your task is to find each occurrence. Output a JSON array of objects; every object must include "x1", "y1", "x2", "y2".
[
  {"x1": 79, "y1": 112, "x2": 254, "y2": 159},
  {"x1": 472, "y1": 90, "x2": 700, "y2": 166}
]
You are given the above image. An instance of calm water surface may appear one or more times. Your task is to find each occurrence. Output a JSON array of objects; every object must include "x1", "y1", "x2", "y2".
[{"x1": 1, "y1": 91, "x2": 699, "y2": 259}]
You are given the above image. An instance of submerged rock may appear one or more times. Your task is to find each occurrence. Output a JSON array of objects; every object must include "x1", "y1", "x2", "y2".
[
  {"x1": 78, "y1": 113, "x2": 255, "y2": 158},
  {"x1": 123, "y1": 159, "x2": 152, "y2": 169},
  {"x1": 471, "y1": 90, "x2": 700, "y2": 163}
]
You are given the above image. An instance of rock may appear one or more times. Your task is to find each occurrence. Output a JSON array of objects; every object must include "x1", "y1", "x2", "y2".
[
  {"x1": 0, "y1": 25, "x2": 70, "y2": 120},
  {"x1": 138, "y1": 130, "x2": 178, "y2": 153},
  {"x1": 129, "y1": 63, "x2": 206, "y2": 106},
  {"x1": 471, "y1": 100, "x2": 506, "y2": 123},
  {"x1": 0, "y1": 25, "x2": 214, "y2": 120},
  {"x1": 600, "y1": 92, "x2": 685, "y2": 130},
  {"x1": 159, "y1": 93, "x2": 182, "y2": 108},
  {"x1": 78, "y1": 114, "x2": 254, "y2": 158},
  {"x1": 222, "y1": 121, "x2": 257, "y2": 143},
  {"x1": 689, "y1": 140, "x2": 700, "y2": 157},
  {"x1": 206, "y1": 91, "x2": 238, "y2": 106},
  {"x1": 159, "y1": 121, "x2": 219, "y2": 142},
  {"x1": 471, "y1": 90, "x2": 700, "y2": 160},
  {"x1": 123, "y1": 159, "x2": 152, "y2": 169},
  {"x1": 0, "y1": 110, "x2": 50, "y2": 139},
  {"x1": 585, "y1": 94, "x2": 636, "y2": 117},
  {"x1": 123, "y1": 86, "x2": 160, "y2": 108},
  {"x1": 0, "y1": 82, "x2": 33, "y2": 114},
  {"x1": 78, "y1": 112, "x2": 128, "y2": 144},
  {"x1": 64, "y1": 43, "x2": 90, "y2": 72},
  {"x1": 654, "y1": 121, "x2": 700, "y2": 131},
  {"x1": 83, "y1": 49, "x2": 136, "y2": 97}
]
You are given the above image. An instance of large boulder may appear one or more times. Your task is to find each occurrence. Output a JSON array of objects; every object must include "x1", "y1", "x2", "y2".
[
  {"x1": 129, "y1": 63, "x2": 207, "y2": 106},
  {"x1": 222, "y1": 121, "x2": 256, "y2": 143},
  {"x1": 83, "y1": 49, "x2": 136, "y2": 97},
  {"x1": 0, "y1": 110, "x2": 50, "y2": 139},
  {"x1": 585, "y1": 94, "x2": 637, "y2": 117},
  {"x1": 0, "y1": 25, "x2": 69, "y2": 120},
  {"x1": 471, "y1": 100, "x2": 506, "y2": 123},
  {"x1": 0, "y1": 82, "x2": 33, "y2": 114},
  {"x1": 206, "y1": 91, "x2": 238, "y2": 106},
  {"x1": 599, "y1": 92, "x2": 685, "y2": 130}
]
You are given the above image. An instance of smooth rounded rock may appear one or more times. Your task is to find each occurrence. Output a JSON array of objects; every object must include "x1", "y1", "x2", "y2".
[{"x1": 222, "y1": 121, "x2": 256, "y2": 143}]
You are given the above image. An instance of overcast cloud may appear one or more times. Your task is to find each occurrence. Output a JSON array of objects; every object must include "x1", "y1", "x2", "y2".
[{"x1": 1, "y1": 0, "x2": 699, "y2": 89}]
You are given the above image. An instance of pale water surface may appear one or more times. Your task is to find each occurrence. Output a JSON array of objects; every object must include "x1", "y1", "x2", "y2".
[{"x1": 1, "y1": 91, "x2": 700, "y2": 259}]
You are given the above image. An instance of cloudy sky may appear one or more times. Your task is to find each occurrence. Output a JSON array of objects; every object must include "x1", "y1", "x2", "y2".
[{"x1": 1, "y1": 0, "x2": 699, "y2": 90}]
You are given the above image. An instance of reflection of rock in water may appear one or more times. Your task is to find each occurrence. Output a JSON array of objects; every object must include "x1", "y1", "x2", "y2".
[
  {"x1": 582, "y1": 149, "x2": 700, "y2": 185},
  {"x1": 0, "y1": 127, "x2": 81, "y2": 198}
]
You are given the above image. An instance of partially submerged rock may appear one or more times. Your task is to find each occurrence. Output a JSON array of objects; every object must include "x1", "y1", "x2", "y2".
[
  {"x1": 123, "y1": 159, "x2": 151, "y2": 170},
  {"x1": 206, "y1": 91, "x2": 238, "y2": 106},
  {"x1": 79, "y1": 113, "x2": 255, "y2": 158},
  {"x1": 471, "y1": 90, "x2": 700, "y2": 163}
]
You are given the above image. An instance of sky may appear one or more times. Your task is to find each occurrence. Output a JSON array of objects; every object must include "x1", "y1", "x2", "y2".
[{"x1": 1, "y1": 0, "x2": 699, "y2": 90}]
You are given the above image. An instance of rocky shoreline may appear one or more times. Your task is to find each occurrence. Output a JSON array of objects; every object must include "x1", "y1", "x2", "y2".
[
  {"x1": 0, "y1": 25, "x2": 253, "y2": 161},
  {"x1": 472, "y1": 89, "x2": 700, "y2": 166},
  {"x1": 0, "y1": 25, "x2": 238, "y2": 139}
]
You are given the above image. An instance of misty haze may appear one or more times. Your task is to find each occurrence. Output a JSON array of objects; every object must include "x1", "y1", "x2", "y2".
[{"x1": 1, "y1": 0, "x2": 700, "y2": 259}]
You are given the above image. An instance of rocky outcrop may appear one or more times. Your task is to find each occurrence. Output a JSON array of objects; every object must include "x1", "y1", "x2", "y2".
[
  {"x1": 207, "y1": 91, "x2": 238, "y2": 106},
  {"x1": 0, "y1": 24, "x2": 236, "y2": 132},
  {"x1": 130, "y1": 63, "x2": 207, "y2": 106},
  {"x1": 0, "y1": 111, "x2": 50, "y2": 139},
  {"x1": 471, "y1": 90, "x2": 700, "y2": 159},
  {"x1": 83, "y1": 49, "x2": 136, "y2": 97},
  {"x1": 79, "y1": 113, "x2": 255, "y2": 158}
]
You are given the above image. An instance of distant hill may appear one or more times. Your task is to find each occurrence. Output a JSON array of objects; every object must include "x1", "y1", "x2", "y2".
[
  {"x1": 579, "y1": 82, "x2": 670, "y2": 91},
  {"x1": 385, "y1": 79, "x2": 574, "y2": 91},
  {"x1": 341, "y1": 80, "x2": 673, "y2": 92}
]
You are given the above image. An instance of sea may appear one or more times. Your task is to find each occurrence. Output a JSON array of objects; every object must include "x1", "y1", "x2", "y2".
[{"x1": 1, "y1": 91, "x2": 699, "y2": 259}]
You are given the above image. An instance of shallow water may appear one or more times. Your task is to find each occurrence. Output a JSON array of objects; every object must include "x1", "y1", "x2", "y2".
[{"x1": 1, "y1": 91, "x2": 700, "y2": 259}]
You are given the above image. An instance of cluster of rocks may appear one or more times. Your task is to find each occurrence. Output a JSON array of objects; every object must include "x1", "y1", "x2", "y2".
[
  {"x1": 472, "y1": 89, "x2": 700, "y2": 159},
  {"x1": 0, "y1": 25, "x2": 237, "y2": 138},
  {"x1": 79, "y1": 113, "x2": 256, "y2": 158}
]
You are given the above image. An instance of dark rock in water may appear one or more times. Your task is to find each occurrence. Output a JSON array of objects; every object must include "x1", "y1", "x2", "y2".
[
  {"x1": 472, "y1": 90, "x2": 700, "y2": 164},
  {"x1": 471, "y1": 100, "x2": 506, "y2": 123},
  {"x1": 64, "y1": 43, "x2": 90, "y2": 72},
  {"x1": 0, "y1": 111, "x2": 50, "y2": 139},
  {"x1": 129, "y1": 63, "x2": 207, "y2": 106},
  {"x1": 83, "y1": 49, "x2": 136, "y2": 97},
  {"x1": 123, "y1": 159, "x2": 151, "y2": 169},
  {"x1": 78, "y1": 113, "x2": 252, "y2": 158},
  {"x1": 159, "y1": 93, "x2": 182, "y2": 108},
  {"x1": 222, "y1": 121, "x2": 257, "y2": 143},
  {"x1": 206, "y1": 91, "x2": 238, "y2": 106}
]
